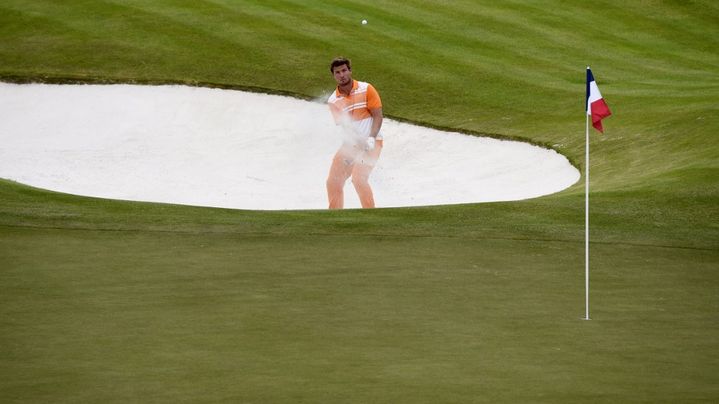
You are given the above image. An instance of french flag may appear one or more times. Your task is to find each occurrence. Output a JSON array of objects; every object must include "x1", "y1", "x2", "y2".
[{"x1": 586, "y1": 67, "x2": 612, "y2": 133}]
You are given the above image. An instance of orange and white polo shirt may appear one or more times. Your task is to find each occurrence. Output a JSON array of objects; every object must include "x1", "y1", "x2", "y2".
[{"x1": 327, "y1": 80, "x2": 383, "y2": 140}]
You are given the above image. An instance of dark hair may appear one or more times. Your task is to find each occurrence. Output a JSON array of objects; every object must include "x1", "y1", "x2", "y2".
[{"x1": 330, "y1": 57, "x2": 351, "y2": 73}]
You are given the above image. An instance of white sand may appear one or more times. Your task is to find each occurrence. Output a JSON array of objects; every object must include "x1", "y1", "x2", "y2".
[{"x1": 0, "y1": 83, "x2": 579, "y2": 210}]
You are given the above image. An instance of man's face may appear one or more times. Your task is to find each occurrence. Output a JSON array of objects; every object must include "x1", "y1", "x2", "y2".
[{"x1": 332, "y1": 64, "x2": 352, "y2": 87}]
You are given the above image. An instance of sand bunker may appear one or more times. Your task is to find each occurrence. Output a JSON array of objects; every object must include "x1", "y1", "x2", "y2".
[{"x1": 0, "y1": 83, "x2": 579, "y2": 210}]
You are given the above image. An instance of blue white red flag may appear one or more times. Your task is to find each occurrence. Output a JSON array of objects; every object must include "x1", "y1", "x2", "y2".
[{"x1": 586, "y1": 68, "x2": 612, "y2": 133}]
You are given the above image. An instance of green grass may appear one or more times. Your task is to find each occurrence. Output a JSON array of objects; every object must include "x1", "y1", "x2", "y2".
[
  {"x1": 1, "y1": 0, "x2": 718, "y2": 402},
  {"x1": 2, "y1": 227, "x2": 716, "y2": 402}
]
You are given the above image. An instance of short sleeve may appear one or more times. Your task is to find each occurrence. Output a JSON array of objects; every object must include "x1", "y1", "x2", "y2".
[{"x1": 366, "y1": 84, "x2": 382, "y2": 110}]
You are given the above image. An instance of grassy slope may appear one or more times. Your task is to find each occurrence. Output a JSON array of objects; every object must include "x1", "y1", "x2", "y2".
[{"x1": 1, "y1": 0, "x2": 718, "y2": 402}]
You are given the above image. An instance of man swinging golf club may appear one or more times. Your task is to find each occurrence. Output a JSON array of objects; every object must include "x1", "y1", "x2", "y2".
[{"x1": 326, "y1": 57, "x2": 384, "y2": 209}]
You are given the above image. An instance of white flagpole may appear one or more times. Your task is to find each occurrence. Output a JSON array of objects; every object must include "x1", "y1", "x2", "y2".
[{"x1": 585, "y1": 79, "x2": 591, "y2": 321}]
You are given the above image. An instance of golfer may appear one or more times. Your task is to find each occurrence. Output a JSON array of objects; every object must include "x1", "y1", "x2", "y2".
[{"x1": 326, "y1": 57, "x2": 384, "y2": 209}]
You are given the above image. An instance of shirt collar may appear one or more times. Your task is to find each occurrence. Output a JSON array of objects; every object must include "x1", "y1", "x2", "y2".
[{"x1": 335, "y1": 79, "x2": 358, "y2": 97}]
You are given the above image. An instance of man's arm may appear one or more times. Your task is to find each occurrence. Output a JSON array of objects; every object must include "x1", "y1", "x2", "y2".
[{"x1": 369, "y1": 107, "x2": 383, "y2": 139}]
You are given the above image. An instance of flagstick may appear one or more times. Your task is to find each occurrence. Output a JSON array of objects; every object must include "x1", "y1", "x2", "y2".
[{"x1": 584, "y1": 108, "x2": 591, "y2": 320}]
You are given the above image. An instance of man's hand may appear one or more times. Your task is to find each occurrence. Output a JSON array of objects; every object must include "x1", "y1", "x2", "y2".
[{"x1": 365, "y1": 137, "x2": 376, "y2": 151}]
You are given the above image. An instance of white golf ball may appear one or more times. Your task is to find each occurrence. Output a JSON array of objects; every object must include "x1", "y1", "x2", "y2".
[{"x1": 361, "y1": 19, "x2": 367, "y2": 25}]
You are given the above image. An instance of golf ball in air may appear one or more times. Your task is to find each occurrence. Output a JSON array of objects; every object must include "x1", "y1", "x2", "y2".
[{"x1": 361, "y1": 19, "x2": 367, "y2": 25}]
